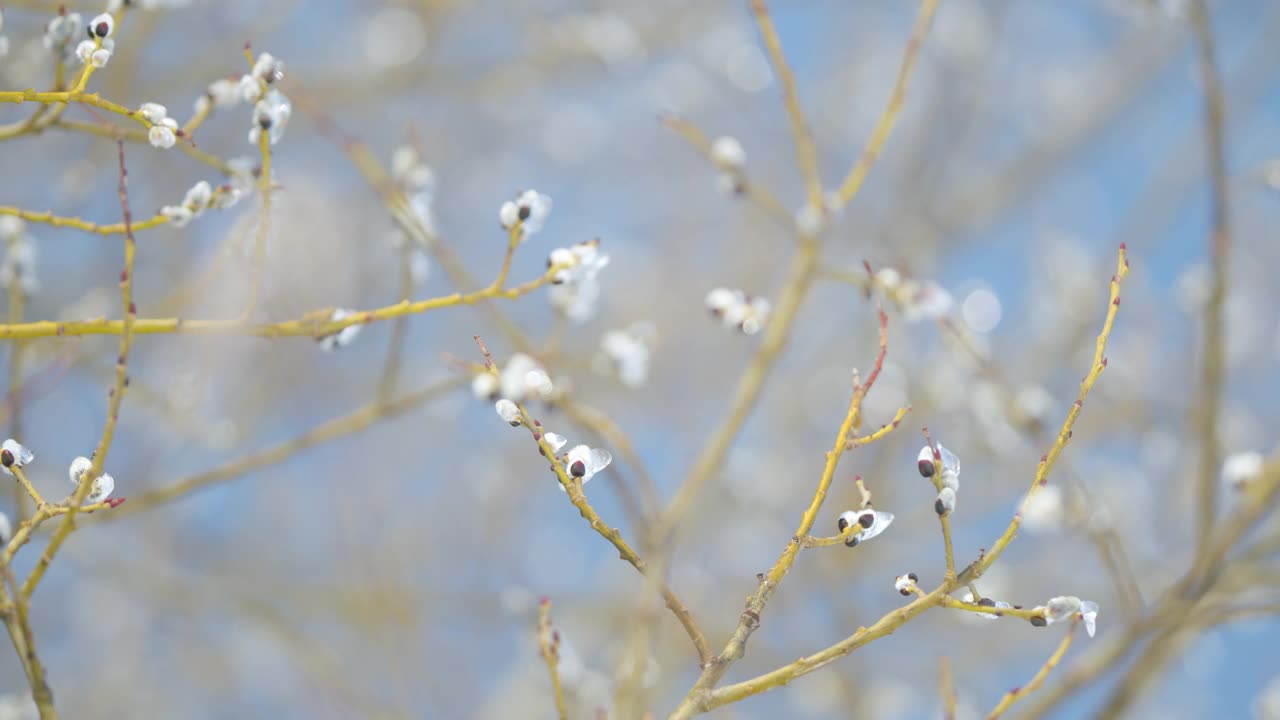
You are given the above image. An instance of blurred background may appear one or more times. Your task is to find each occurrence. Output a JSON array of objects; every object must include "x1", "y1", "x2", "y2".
[{"x1": 1, "y1": 0, "x2": 1279, "y2": 718}]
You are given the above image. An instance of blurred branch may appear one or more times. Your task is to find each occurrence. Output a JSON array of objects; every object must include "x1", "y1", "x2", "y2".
[
  {"x1": 109, "y1": 375, "x2": 467, "y2": 516},
  {"x1": 1187, "y1": 0, "x2": 1230, "y2": 556},
  {"x1": 537, "y1": 598, "x2": 569, "y2": 720},
  {"x1": 831, "y1": 0, "x2": 938, "y2": 211},
  {"x1": 658, "y1": 113, "x2": 793, "y2": 228},
  {"x1": 749, "y1": 0, "x2": 822, "y2": 207}
]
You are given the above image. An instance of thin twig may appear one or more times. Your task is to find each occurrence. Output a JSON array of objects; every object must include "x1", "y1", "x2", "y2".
[
  {"x1": 831, "y1": 0, "x2": 939, "y2": 210},
  {"x1": 21, "y1": 141, "x2": 138, "y2": 598},
  {"x1": 749, "y1": 0, "x2": 823, "y2": 207},
  {"x1": 987, "y1": 625, "x2": 1077, "y2": 719}
]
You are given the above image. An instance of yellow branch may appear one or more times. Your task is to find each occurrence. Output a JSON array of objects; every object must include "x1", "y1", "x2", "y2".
[
  {"x1": 958, "y1": 245, "x2": 1130, "y2": 584},
  {"x1": 749, "y1": 0, "x2": 823, "y2": 208},
  {"x1": 986, "y1": 625, "x2": 1077, "y2": 719},
  {"x1": 832, "y1": 0, "x2": 939, "y2": 209},
  {"x1": 0, "y1": 270, "x2": 558, "y2": 340}
]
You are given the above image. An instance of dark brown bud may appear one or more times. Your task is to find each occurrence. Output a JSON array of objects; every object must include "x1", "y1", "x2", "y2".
[
  {"x1": 1029, "y1": 616, "x2": 1047, "y2": 627},
  {"x1": 837, "y1": 516, "x2": 849, "y2": 533},
  {"x1": 0, "y1": 449, "x2": 13, "y2": 468},
  {"x1": 934, "y1": 498, "x2": 947, "y2": 515},
  {"x1": 569, "y1": 459, "x2": 586, "y2": 478},
  {"x1": 858, "y1": 512, "x2": 875, "y2": 529},
  {"x1": 978, "y1": 597, "x2": 996, "y2": 607},
  {"x1": 918, "y1": 458, "x2": 935, "y2": 477}
]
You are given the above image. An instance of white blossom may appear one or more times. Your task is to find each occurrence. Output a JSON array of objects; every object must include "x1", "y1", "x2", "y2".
[
  {"x1": 139, "y1": 103, "x2": 169, "y2": 124},
  {"x1": 499, "y1": 353, "x2": 554, "y2": 403},
  {"x1": 1080, "y1": 600, "x2": 1098, "y2": 637},
  {"x1": 705, "y1": 287, "x2": 771, "y2": 335},
  {"x1": 498, "y1": 201, "x2": 520, "y2": 229},
  {"x1": 547, "y1": 239, "x2": 610, "y2": 323},
  {"x1": 938, "y1": 444, "x2": 960, "y2": 491},
  {"x1": 148, "y1": 118, "x2": 178, "y2": 149},
  {"x1": 159, "y1": 205, "x2": 194, "y2": 227},
  {"x1": 90, "y1": 46, "x2": 112, "y2": 68},
  {"x1": 251, "y1": 52, "x2": 284, "y2": 84},
  {"x1": 201, "y1": 77, "x2": 242, "y2": 112},
  {"x1": 1, "y1": 439, "x2": 34, "y2": 474},
  {"x1": 1, "y1": 233, "x2": 39, "y2": 295},
  {"x1": 88, "y1": 13, "x2": 115, "y2": 39},
  {"x1": 794, "y1": 202, "x2": 826, "y2": 236},
  {"x1": 248, "y1": 89, "x2": 291, "y2": 146},
  {"x1": 391, "y1": 146, "x2": 436, "y2": 193},
  {"x1": 471, "y1": 372, "x2": 499, "y2": 400},
  {"x1": 710, "y1": 136, "x2": 746, "y2": 172},
  {"x1": 1016, "y1": 384, "x2": 1055, "y2": 424},
  {"x1": 161, "y1": 180, "x2": 215, "y2": 228},
  {"x1": 935, "y1": 486, "x2": 957, "y2": 515},
  {"x1": 564, "y1": 444, "x2": 612, "y2": 485},
  {"x1": 238, "y1": 73, "x2": 263, "y2": 103},
  {"x1": 1043, "y1": 595, "x2": 1098, "y2": 637},
  {"x1": 916, "y1": 444, "x2": 936, "y2": 477},
  {"x1": 184, "y1": 180, "x2": 213, "y2": 210},
  {"x1": 1223, "y1": 451, "x2": 1265, "y2": 490},
  {"x1": 835, "y1": 508, "x2": 895, "y2": 547},
  {"x1": 961, "y1": 591, "x2": 1010, "y2": 621},
  {"x1": 43, "y1": 13, "x2": 83, "y2": 62},
  {"x1": 317, "y1": 308, "x2": 361, "y2": 351},
  {"x1": 499, "y1": 190, "x2": 553, "y2": 238},
  {"x1": 874, "y1": 267, "x2": 902, "y2": 291},
  {"x1": 544, "y1": 432, "x2": 567, "y2": 453},
  {"x1": 68, "y1": 455, "x2": 114, "y2": 504},
  {"x1": 894, "y1": 572, "x2": 918, "y2": 596},
  {"x1": 495, "y1": 398, "x2": 521, "y2": 426},
  {"x1": 598, "y1": 322, "x2": 655, "y2": 388},
  {"x1": 902, "y1": 281, "x2": 954, "y2": 321},
  {"x1": 1021, "y1": 485, "x2": 1065, "y2": 533}
]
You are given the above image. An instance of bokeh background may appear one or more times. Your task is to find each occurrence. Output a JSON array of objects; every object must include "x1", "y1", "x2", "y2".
[{"x1": 1, "y1": 0, "x2": 1279, "y2": 718}]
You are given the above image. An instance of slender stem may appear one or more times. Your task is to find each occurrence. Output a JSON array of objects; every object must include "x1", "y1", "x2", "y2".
[
  {"x1": 957, "y1": 247, "x2": 1130, "y2": 585},
  {"x1": 21, "y1": 141, "x2": 138, "y2": 599},
  {"x1": 9, "y1": 467, "x2": 44, "y2": 509},
  {"x1": 749, "y1": 0, "x2": 823, "y2": 207},
  {"x1": 0, "y1": 270, "x2": 558, "y2": 340},
  {"x1": 537, "y1": 599, "x2": 568, "y2": 720},
  {"x1": 940, "y1": 657, "x2": 958, "y2": 720},
  {"x1": 987, "y1": 625, "x2": 1077, "y2": 719},
  {"x1": 831, "y1": 0, "x2": 939, "y2": 210},
  {"x1": 241, "y1": 128, "x2": 274, "y2": 319}
]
